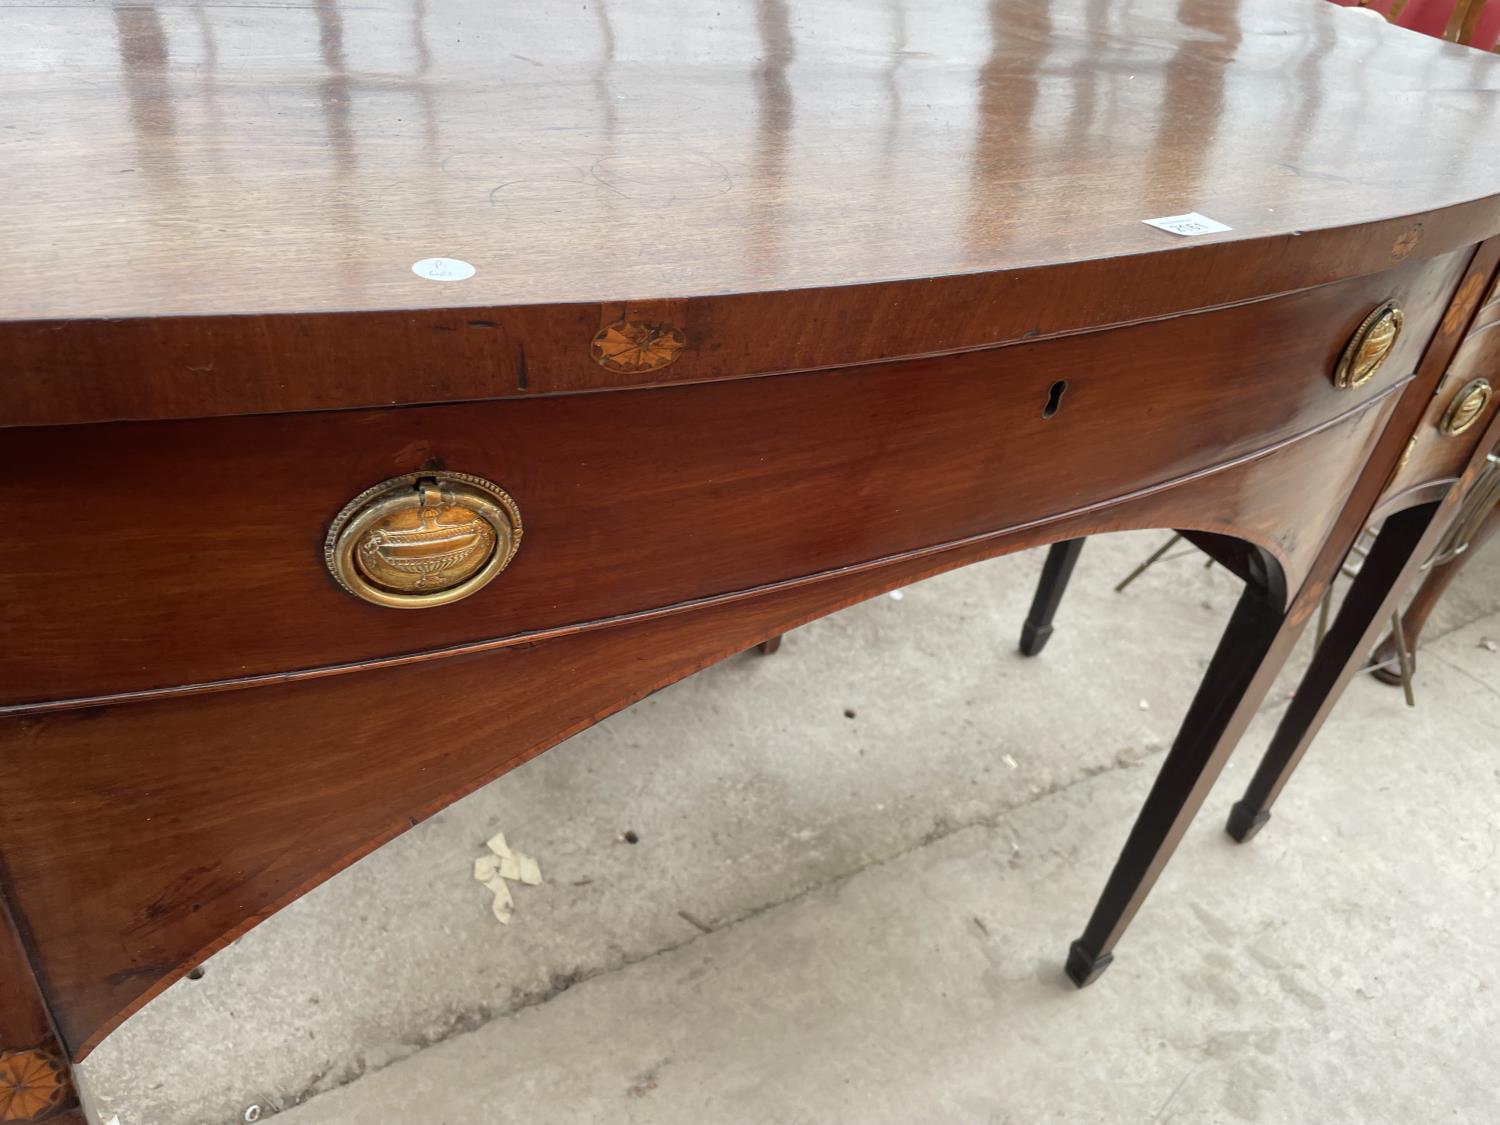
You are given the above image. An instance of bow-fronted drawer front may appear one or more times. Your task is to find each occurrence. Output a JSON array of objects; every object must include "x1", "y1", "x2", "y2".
[
  {"x1": 0, "y1": 250, "x2": 1468, "y2": 707},
  {"x1": 1380, "y1": 273, "x2": 1500, "y2": 512}
]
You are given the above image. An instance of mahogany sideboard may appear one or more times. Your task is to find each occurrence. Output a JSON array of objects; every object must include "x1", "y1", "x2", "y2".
[{"x1": 4, "y1": 1, "x2": 1500, "y2": 1119}]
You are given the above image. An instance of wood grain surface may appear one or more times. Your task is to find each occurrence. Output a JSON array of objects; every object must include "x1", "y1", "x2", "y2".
[
  {"x1": 5, "y1": 0, "x2": 1500, "y2": 424},
  {"x1": 2, "y1": 0, "x2": 1498, "y2": 320},
  {"x1": 0, "y1": 252, "x2": 1464, "y2": 709},
  {"x1": 5, "y1": 0, "x2": 1500, "y2": 1103}
]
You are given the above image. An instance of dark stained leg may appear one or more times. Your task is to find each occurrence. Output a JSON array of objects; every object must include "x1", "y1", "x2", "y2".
[
  {"x1": 1, "y1": 886, "x2": 85, "y2": 1123},
  {"x1": 1369, "y1": 500, "x2": 1500, "y2": 684},
  {"x1": 1019, "y1": 538, "x2": 1086, "y2": 656},
  {"x1": 755, "y1": 634, "x2": 784, "y2": 655},
  {"x1": 1066, "y1": 578, "x2": 1286, "y2": 986},
  {"x1": 1226, "y1": 504, "x2": 1438, "y2": 844}
]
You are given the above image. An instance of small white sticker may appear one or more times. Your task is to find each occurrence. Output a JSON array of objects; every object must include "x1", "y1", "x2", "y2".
[
  {"x1": 1141, "y1": 212, "x2": 1232, "y2": 237},
  {"x1": 411, "y1": 257, "x2": 476, "y2": 281}
]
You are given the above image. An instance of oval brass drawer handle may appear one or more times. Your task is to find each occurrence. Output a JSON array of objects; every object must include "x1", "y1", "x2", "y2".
[
  {"x1": 325, "y1": 472, "x2": 522, "y2": 608},
  {"x1": 1334, "y1": 300, "x2": 1403, "y2": 389},
  {"x1": 1440, "y1": 378, "x2": 1492, "y2": 437}
]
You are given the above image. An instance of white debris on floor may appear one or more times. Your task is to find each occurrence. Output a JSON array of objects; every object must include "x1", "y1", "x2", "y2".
[{"x1": 472, "y1": 831, "x2": 543, "y2": 925}]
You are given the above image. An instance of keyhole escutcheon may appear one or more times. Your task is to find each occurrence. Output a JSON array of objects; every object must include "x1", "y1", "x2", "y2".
[{"x1": 1042, "y1": 380, "x2": 1068, "y2": 419}]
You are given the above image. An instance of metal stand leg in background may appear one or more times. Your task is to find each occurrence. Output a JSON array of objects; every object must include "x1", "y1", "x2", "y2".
[{"x1": 1113, "y1": 533, "x2": 1181, "y2": 593}]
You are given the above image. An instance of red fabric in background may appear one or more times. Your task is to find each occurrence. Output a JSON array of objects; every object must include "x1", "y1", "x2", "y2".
[{"x1": 1327, "y1": 0, "x2": 1500, "y2": 49}]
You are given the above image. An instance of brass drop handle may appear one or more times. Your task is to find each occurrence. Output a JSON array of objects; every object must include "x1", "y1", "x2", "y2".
[
  {"x1": 324, "y1": 472, "x2": 522, "y2": 608},
  {"x1": 1333, "y1": 300, "x2": 1404, "y2": 389},
  {"x1": 1439, "y1": 378, "x2": 1492, "y2": 437}
]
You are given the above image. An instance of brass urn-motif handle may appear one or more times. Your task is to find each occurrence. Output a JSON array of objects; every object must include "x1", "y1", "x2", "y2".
[
  {"x1": 1334, "y1": 300, "x2": 1404, "y2": 389},
  {"x1": 1439, "y1": 378, "x2": 1492, "y2": 437},
  {"x1": 325, "y1": 472, "x2": 521, "y2": 608}
]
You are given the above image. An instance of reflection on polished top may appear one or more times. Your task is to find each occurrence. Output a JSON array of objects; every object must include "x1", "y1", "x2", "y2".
[{"x1": 2, "y1": 0, "x2": 1500, "y2": 319}]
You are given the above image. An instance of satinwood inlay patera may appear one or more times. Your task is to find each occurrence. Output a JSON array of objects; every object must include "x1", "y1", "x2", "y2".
[
  {"x1": 0, "y1": 1050, "x2": 67, "y2": 1123},
  {"x1": 590, "y1": 321, "x2": 687, "y2": 374}
]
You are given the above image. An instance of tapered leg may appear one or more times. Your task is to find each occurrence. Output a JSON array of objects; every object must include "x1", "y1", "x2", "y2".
[
  {"x1": 1369, "y1": 500, "x2": 1500, "y2": 684},
  {"x1": 756, "y1": 634, "x2": 784, "y2": 655},
  {"x1": 1067, "y1": 579, "x2": 1287, "y2": 986},
  {"x1": 1226, "y1": 504, "x2": 1438, "y2": 844},
  {"x1": 1019, "y1": 538, "x2": 1085, "y2": 656},
  {"x1": 1, "y1": 888, "x2": 85, "y2": 1123}
]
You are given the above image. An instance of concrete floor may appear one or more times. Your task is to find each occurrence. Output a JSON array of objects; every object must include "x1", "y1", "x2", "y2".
[{"x1": 80, "y1": 531, "x2": 1500, "y2": 1125}]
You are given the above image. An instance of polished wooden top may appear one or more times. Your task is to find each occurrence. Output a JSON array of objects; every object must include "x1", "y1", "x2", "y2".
[{"x1": 4, "y1": 0, "x2": 1500, "y2": 322}]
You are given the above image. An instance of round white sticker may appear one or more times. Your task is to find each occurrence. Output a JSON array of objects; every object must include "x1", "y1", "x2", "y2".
[{"x1": 411, "y1": 257, "x2": 476, "y2": 282}]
